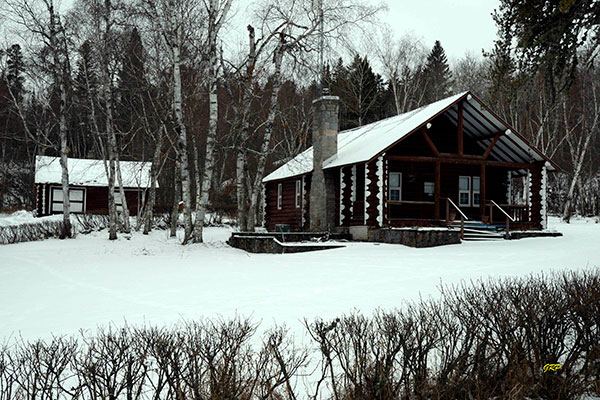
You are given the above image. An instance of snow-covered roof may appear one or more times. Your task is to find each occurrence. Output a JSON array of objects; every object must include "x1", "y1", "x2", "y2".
[
  {"x1": 35, "y1": 156, "x2": 153, "y2": 188},
  {"x1": 263, "y1": 91, "x2": 557, "y2": 183}
]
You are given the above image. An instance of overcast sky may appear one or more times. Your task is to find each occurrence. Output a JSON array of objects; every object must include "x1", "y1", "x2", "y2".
[{"x1": 381, "y1": 0, "x2": 500, "y2": 61}]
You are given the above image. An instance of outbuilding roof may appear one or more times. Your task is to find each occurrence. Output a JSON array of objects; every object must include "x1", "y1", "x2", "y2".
[
  {"x1": 263, "y1": 91, "x2": 558, "y2": 183},
  {"x1": 35, "y1": 156, "x2": 153, "y2": 188}
]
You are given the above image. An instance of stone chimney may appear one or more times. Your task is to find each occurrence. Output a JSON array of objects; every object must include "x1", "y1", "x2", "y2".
[{"x1": 310, "y1": 95, "x2": 339, "y2": 231}]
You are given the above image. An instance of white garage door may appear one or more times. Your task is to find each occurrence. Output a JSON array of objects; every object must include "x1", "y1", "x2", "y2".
[{"x1": 51, "y1": 187, "x2": 85, "y2": 213}]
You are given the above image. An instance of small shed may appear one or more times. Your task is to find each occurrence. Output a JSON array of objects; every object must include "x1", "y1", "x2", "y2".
[{"x1": 34, "y1": 156, "x2": 152, "y2": 217}]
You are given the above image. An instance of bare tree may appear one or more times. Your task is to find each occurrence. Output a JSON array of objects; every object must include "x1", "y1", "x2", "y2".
[
  {"x1": 4, "y1": 0, "x2": 73, "y2": 237},
  {"x1": 191, "y1": 0, "x2": 233, "y2": 243},
  {"x1": 376, "y1": 29, "x2": 428, "y2": 115},
  {"x1": 562, "y1": 65, "x2": 600, "y2": 222}
]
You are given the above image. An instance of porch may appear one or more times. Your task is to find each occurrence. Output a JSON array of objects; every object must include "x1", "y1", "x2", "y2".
[{"x1": 338, "y1": 156, "x2": 549, "y2": 233}]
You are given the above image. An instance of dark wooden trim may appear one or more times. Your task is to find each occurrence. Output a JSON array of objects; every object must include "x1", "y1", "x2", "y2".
[
  {"x1": 435, "y1": 161, "x2": 441, "y2": 219},
  {"x1": 483, "y1": 134, "x2": 500, "y2": 159},
  {"x1": 421, "y1": 127, "x2": 440, "y2": 157},
  {"x1": 386, "y1": 155, "x2": 534, "y2": 169},
  {"x1": 480, "y1": 164, "x2": 486, "y2": 218},
  {"x1": 458, "y1": 100, "x2": 464, "y2": 157},
  {"x1": 387, "y1": 200, "x2": 435, "y2": 205},
  {"x1": 366, "y1": 92, "x2": 471, "y2": 164},
  {"x1": 475, "y1": 131, "x2": 504, "y2": 142},
  {"x1": 439, "y1": 152, "x2": 484, "y2": 160}
]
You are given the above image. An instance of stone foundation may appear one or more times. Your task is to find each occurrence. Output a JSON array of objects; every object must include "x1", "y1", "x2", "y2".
[
  {"x1": 369, "y1": 227, "x2": 461, "y2": 248},
  {"x1": 228, "y1": 232, "x2": 347, "y2": 254}
]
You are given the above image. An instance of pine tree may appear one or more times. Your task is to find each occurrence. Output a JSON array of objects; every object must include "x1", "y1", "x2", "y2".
[
  {"x1": 5, "y1": 44, "x2": 25, "y2": 103},
  {"x1": 422, "y1": 40, "x2": 452, "y2": 103},
  {"x1": 72, "y1": 40, "x2": 99, "y2": 157},
  {"x1": 117, "y1": 27, "x2": 147, "y2": 139},
  {"x1": 333, "y1": 55, "x2": 385, "y2": 129}
]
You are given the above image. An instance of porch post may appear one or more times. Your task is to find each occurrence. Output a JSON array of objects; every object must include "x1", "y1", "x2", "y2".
[
  {"x1": 541, "y1": 163, "x2": 548, "y2": 229},
  {"x1": 339, "y1": 168, "x2": 345, "y2": 226},
  {"x1": 529, "y1": 163, "x2": 543, "y2": 230},
  {"x1": 376, "y1": 156, "x2": 384, "y2": 227},
  {"x1": 480, "y1": 164, "x2": 486, "y2": 220},
  {"x1": 434, "y1": 161, "x2": 441, "y2": 219}
]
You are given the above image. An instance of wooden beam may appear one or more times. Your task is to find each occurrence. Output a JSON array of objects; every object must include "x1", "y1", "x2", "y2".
[
  {"x1": 386, "y1": 155, "x2": 533, "y2": 169},
  {"x1": 422, "y1": 127, "x2": 440, "y2": 157},
  {"x1": 458, "y1": 101, "x2": 464, "y2": 157},
  {"x1": 483, "y1": 134, "x2": 500, "y2": 159},
  {"x1": 474, "y1": 131, "x2": 504, "y2": 142},
  {"x1": 434, "y1": 161, "x2": 441, "y2": 219},
  {"x1": 439, "y1": 152, "x2": 484, "y2": 160},
  {"x1": 480, "y1": 164, "x2": 486, "y2": 218}
]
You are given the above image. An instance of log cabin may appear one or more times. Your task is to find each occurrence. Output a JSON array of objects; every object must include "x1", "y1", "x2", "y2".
[
  {"x1": 34, "y1": 155, "x2": 152, "y2": 217},
  {"x1": 262, "y1": 91, "x2": 559, "y2": 238}
]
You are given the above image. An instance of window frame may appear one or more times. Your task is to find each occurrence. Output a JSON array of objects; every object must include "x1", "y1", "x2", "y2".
[
  {"x1": 389, "y1": 172, "x2": 402, "y2": 202},
  {"x1": 472, "y1": 176, "x2": 481, "y2": 207},
  {"x1": 51, "y1": 186, "x2": 86, "y2": 213},
  {"x1": 277, "y1": 183, "x2": 283, "y2": 210},
  {"x1": 458, "y1": 176, "x2": 471, "y2": 207},
  {"x1": 423, "y1": 181, "x2": 435, "y2": 199},
  {"x1": 295, "y1": 180, "x2": 301, "y2": 208}
]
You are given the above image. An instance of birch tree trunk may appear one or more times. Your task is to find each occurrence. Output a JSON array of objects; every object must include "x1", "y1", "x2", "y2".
[
  {"x1": 235, "y1": 25, "x2": 256, "y2": 232},
  {"x1": 101, "y1": 0, "x2": 119, "y2": 240},
  {"x1": 170, "y1": 166, "x2": 181, "y2": 237},
  {"x1": 143, "y1": 126, "x2": 164, "y2": 235},
  {"x1": 192, "y1": 0, "x2": 227, "y2": 242},
  {"x1": 106, "y1": 84, "x2": 118, "y2": 240},
  {"x1": 115, "y1": 154, "x2": 131, "y2": 233},
  {"x1": 48, "y1": 2, "x2": 72, "y2": 238},
  {"x1": 562, "y1": 85, "x2": 599, "y2": 222},
  {"x1": 171, "y1": 29, "x2": 194, "y2": 244},
  {"x1": 247, "y1": 37, "x2": 285, "y2": 230}
]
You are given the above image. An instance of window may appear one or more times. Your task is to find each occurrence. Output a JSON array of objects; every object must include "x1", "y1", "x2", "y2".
[
  {"x1": 458, "y1": 176, "x2": 481, "y2": 207},
  {"x1": 51, "y1": 187, "x2": 85, "y2": 213},
  {"x1": 295, "y1": 180, "x2": 301, "y2": 208},
  {"x1": 114, "y1": 191, "x2": 123, "y2": 212},
  {"x1": 472, "y1": 177, "x2": 481, "y2": 207},
  {"x1": 277, "y1": 183, "x2": 283, "y2": 210},
  {"x1": 389, "y1": 172, "x2": 402, "y2": 201},
  {"x1": 424, "y1": 182, "x2": 435, "y2": 199},
  {"x1": 459, "y1": 176, "x2": 471, "y2": 207}
]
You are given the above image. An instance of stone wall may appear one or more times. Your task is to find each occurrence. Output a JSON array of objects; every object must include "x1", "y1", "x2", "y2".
[
  {"x1": 228, "y1": 233, "x2": 345, "y2": 254},
  {"x1": 369, "y1": 228, "x2": 461, "y2": 248}
]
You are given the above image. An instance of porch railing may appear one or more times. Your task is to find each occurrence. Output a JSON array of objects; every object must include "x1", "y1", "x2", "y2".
[
  {"x1": 446, "y1": 198, "x2": 468, "y2": 239},
  {"x1": 488, "y1": 203, "x2": 530, "y2": 225},
  {"x1": 488, "y1": 200, "x2": 515, "y2": 234}
]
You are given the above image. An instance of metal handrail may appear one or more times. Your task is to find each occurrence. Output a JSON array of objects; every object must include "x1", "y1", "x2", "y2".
[
  {"x1": 490, "y1": 200, "x2": 515, "y2": 222},
  {"x1": 447, "y1": 198, "x2": 469, "y2": 221}
]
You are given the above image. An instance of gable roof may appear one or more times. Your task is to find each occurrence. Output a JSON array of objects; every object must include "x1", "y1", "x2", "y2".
[
  {"x1": 263, "y1": 91, "x2": 558, "y2": 183},
  {"x1": 35, "y1": 156, "x2": 153, "y2": 188}
]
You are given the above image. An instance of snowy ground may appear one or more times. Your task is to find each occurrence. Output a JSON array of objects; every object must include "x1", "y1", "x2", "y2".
[{"x1": 0, "y1": 216, "x2": 599, "y2": 341}]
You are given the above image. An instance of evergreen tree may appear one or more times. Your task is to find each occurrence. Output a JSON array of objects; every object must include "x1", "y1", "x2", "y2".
[
  {"x1": 5, "y1": 44, "x2": 25, "y2": 103},
  {"x1": 71, "y1": 40, "x2": 99, "y2": 158},
  {"x1": 332, "y1": 55, "x2": 385, "y2": 130},
  {"x1": 422, "y1": 40, "x2": 452, "y2": 103},
  {"x1": 117, "y1": 27, "x2": 147, "y2": 138}
]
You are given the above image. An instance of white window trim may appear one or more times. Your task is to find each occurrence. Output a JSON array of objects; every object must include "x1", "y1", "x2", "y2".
[
  {"x1": 389, "y1": 172, "x2": 402, "y2": 201},
  {"x1": 295, "y1": 180, "x2": 301, "y2": 208},
  {"x1": 472, "y1": 177, "x2": 481, "y2": 207},
  {"x1": 458, "y1": 176, "x2": 471, "y2": 207},
  {"x1": 277, "y1": 183, "x2": 283, "y2": 210},
  {"x1": 50, "y1": 186, "x2": 86, "y2": 213}
]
